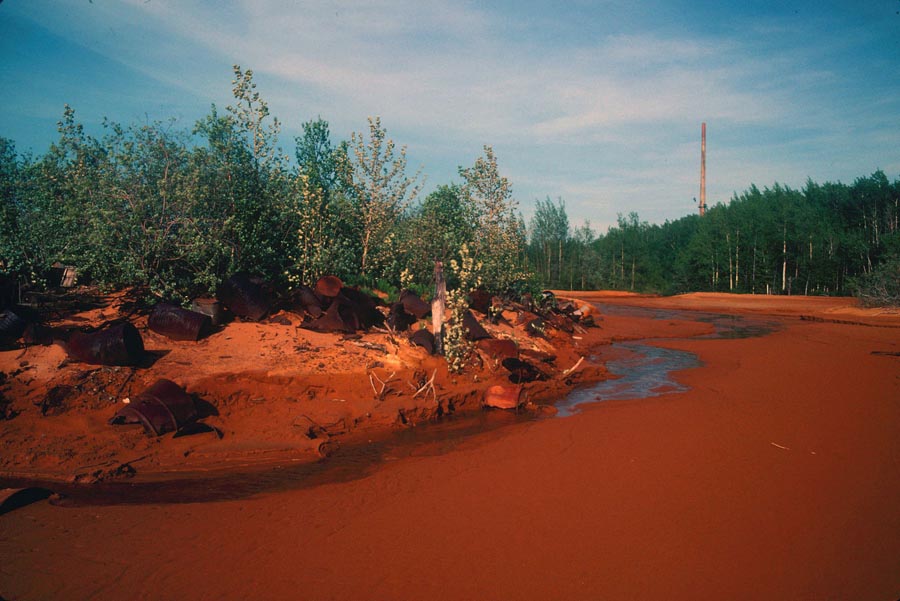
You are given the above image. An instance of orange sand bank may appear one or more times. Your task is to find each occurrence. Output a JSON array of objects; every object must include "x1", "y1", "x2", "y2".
[{"x1": 2, "y1": 293, "x2": 898, "y2": 600}]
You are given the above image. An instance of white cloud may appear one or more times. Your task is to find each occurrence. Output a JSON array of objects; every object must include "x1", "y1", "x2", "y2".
[{"x1": 8, "y1": 0, "x2": 898, "y2": 227}]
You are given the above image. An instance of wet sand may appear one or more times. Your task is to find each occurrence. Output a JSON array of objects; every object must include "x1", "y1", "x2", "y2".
[{"x1": 2, "y1": 293, "x2": 899, "y2": 600}]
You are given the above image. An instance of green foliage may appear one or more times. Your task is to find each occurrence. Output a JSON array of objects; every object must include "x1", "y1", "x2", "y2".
[
  {"x1": 3, "y1": 64, "x2": 898, "y2": 310},
  {"x1": 286, "y1": 118, "x2": 357, "y2": 286},
  {"x1": 444, "y1": 244, "x2": 482, "y2": 373},
  {"x1": 459, "y1": 146, "x2": 528, "y2": 295},
  {"x1": 400, "y1": 184, "x2": 477, "y2": 290},
  {"x1": 348, "y1": 116, "x2": 422, "y2": 281},
  {"x1": 529, "y1": 196, "x2": 569, "y2": 287},
  {"x1": 0, "y1": 137, "x2": 23, "y2": 274},
  {"x1": 527, "y1": 171, "x2": 900, "y2": 298},
  {"x1": 853, "y1": 256, "x2": 900, "y2": 307}
]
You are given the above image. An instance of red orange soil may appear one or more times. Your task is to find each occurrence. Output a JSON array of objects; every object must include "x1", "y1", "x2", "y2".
[
  {"x1": 0, "y1": 292, "x2": 609, "y2": 482},
  {"x1": 2, "y1": 293, "x2": 899, "y2": 600}
]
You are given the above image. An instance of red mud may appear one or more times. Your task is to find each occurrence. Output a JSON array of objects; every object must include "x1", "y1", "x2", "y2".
[{"x1": 2, "y1": 292, "x2": 899, "y2": 600}]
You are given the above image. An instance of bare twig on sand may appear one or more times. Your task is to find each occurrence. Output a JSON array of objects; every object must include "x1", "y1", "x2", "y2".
[
  {"x1": 412, "y1": 369, "x2": 438, "y2": 402},
  {"x1": 368, "y1": 371, "x2": 396, "y2": 401},
  {"x1": 562, "y1": 356, "x2": 585, "y2": 377}
]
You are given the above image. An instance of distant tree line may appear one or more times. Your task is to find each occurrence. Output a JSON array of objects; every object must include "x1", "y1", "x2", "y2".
[
  {"x1": 527, "y1": 174, "x2": 900, "y2": 305},
  {"x1": 1, "y1": 65, "x2": 897, "y2": 306},
  {"x1": 0, "y1": 66, "x2": 528, "y2": 303}
]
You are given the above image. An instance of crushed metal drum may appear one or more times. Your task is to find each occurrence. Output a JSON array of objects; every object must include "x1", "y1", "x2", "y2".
[
  {"x1": 292, "y1": 285, "x2": 324, "y2": 318},
  {"x1": 476, "y1": 338, "x2": 518, "y2": 361},
  {"x1": 0, "y1": 310, "x2": 27, "y2": 342},
  {"x1": 338, "y1": 288, "x2": 385, "y2": 330},
  {"x1": 386, "y1": 302, "x2": 417, "y2": 332},
  {"x1": 315, "y1": 275, "x2": 343, "y2": 298},
  {"x1": 501, "y1": 357, "x2": 548, "y2": 383},
  {"x1": 149, "y1": 303, "x2": 212, "y2": 341},
  {"x1": 67, "y1": 322, "x2": 145, "y2": 366},
  {"x1": 109, "y1": 379, "x2": 198, "y2": 436},
  {"x1": 483, "y1": 384, "x2": 522, "y2": 410},
  {"x1": 217, "y1": 273, "x2": 271, "y2": 321},
  {"x1": 302, "y1": 301, "x2": 352, "y2": 333},
  {"x1": 467, "y1": 289, "x2": 493, "y2": 314},
  {"x1": 191, "y1": 297, "x2": 225, "y2": 326},
  {"x1": 399, "y1": 290, "x2": 430, "y2": 319},
  {"x1": 462, "y1": 311, "x2": 491, "y2": 341},
  {"x1": 409, "y1": 328, "x2": 435, "y2": 354}
]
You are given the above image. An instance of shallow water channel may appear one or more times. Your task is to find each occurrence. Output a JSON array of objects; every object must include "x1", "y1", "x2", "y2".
[{"x1": 5, "y1": 305, "x2": 776, "y2": 506}]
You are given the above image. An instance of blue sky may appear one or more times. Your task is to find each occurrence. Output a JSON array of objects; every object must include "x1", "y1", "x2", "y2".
[{"x1": 2, "y1": 0, "x2": 899, "y2": 232}]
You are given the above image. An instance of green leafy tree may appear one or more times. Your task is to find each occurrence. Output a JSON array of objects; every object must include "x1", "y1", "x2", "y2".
[
  {"x1": 402, "y1": 183, "x2": 477, "y2": 289},
  {"x1": 287, "y1": 118, "x2": 357, "y2": 285},
  {"x1": 348, "y1": 116, "x2": 422, "y2": 281},
  {"x1": 458, "y1": 146, "x2": 526, "y2": 294},
  {"x1": 529, "y1": 196, "x2": 569, "y2": 287}
]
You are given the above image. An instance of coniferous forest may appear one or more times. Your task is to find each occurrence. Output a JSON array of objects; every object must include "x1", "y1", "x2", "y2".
[{"x1": 1, "y1": 67, "x2": 898, "y2": 306}]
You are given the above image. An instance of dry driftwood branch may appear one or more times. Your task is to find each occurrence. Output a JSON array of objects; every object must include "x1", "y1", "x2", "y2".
[
  {"x1": 368, "y1": 370, "x2": 396, "y2": 401},
  {"x1": 413, "y1": 369, "x2": 438, "y2": 402},
  {"x1": 562, "y1": 356, "x2": 585, "y2": 377}
]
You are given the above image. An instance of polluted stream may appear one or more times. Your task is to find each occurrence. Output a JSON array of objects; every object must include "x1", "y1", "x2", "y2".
[{"x1": 3, "y1": 305, "x2": 777, "y2": 507}]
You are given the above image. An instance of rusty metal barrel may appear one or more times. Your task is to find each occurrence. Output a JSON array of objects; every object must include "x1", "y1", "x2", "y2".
[
  {"x1": 66, "y1": 322, "x2": 145, "y2": 366},
  {"x1": 148, "y1": 303, "x2": 211, "y2": 341},
  {"x1": 217, "y1": 273, "x2": 271, "y2": 321},
  {"x1": 399, "y1": 290, "x2": 430, "y2": 319},
  {"x1": 0, "y1": 310, "x2": 27, "y2": 348},
  {"x1": 409, "y1": 328, "x2": 435, "y2": 354},
  {"x1": 109, "y1": 379, "x2": 197, "y2": 436}
]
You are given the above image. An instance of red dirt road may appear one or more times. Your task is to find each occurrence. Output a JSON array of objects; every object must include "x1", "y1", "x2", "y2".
[{"x1": 2, "y1": 293, "x2": 899, "y2": 600}]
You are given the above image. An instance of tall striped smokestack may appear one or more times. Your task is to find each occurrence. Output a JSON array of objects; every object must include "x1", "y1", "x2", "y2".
[{"x1": 700, "y1": 122, "x2": 707, "y2": 217}]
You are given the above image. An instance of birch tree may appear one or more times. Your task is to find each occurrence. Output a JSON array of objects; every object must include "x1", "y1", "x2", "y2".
[
  {"x1": 348, "y1": 117, "x2": 421, "y2": 279},
  {"x1": 459, "y1": 146, "x2": 526, "y2": 294}
]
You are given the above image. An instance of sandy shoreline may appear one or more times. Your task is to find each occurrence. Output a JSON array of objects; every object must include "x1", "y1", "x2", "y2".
[{"x1": 2, "y1": 293, "x2": 899, "y2": 600}]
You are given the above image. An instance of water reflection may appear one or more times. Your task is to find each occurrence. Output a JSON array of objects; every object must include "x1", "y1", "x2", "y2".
[{"x1": 555, "y1": 343, "x2": 700, "y2": 417}]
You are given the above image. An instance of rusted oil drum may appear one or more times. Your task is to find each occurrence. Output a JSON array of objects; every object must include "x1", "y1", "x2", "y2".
[
  {"x1": 409, "y1": 328, "x2": 435, "y2": 354},
  {"x1": 338, "y1": 288, "x2": 384, "y2": 330},
  {"x1": 302, "y1": 302, "x2": 352, "y2": 333},
  {"x1": 476, "y1": 338, "x2": 518, "y2": 361},
  {"x1": 0, "y1": 310, "x2": 27, "y2": 342},
  {"x1": 217, "y1": 273, "x2": 270, "y2": 321},
  {"x1": 315, "y1": 275, "x2": 343, "y2": 298},
  {"x1": 191, "y1": 297, "x2": 224, "y2": 326},
  {"x1": 293, "y1": 285, "x2": 323, "y2": 318},
  {"x1": 387, "y1": 302, "x2": 417, "y2": 332},
  {"x1": 109, "y1": 379, "x2": 197, "y2": 436},
  {"x1": 148, "y1": 303, "x2": 211, "y2": 341},
  {"x1": 483, "y1": 384, "x2": 522, "y2": 410},
  {"x1": 467, "y1": 289, "x2": 493, "y2": 314},
  {"x1": 399, "y1": 290, "x2": 430, "y2": 319},
  {"x1": 462, "y1": 310, "x2": 491, "y2": 341},
  {"x1": 67, "y1": 322, "x2": 144, "y2": 366}
]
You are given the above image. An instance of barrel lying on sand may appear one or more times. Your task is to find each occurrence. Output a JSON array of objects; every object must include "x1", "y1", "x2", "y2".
[
  {"x1": 66, "y1": 322, "x2": 145, "y2": 366},
  {"x1": 217, "y1": 273, "x2": 271, "y2": 321},
  {"x1": 148, "y1": 303, "x2": 212, "y2": 341},
  {"x1": 109, "y1": 379, "x2": 198, "y2": 436}
]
